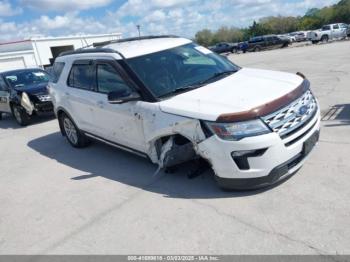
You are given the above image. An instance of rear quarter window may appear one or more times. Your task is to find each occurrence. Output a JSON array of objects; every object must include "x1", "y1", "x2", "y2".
[{"x1": 51, "y1": 62, "x2": 65, "y2": 83}]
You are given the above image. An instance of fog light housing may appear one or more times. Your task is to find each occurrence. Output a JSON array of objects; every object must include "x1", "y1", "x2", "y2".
[{"x1": 231, "y1": 148, "x2": 267, "y2": 170}]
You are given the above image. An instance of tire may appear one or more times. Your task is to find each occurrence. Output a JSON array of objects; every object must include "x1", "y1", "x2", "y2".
[
  {"x1": 254, "y1": 46, "x2": 261, "y2": 52},
  {"x1": 321, "y1": 35, "x2": 329, "y2": 43},
  {"x1": 59, "y1": 113, "x2": 90, "y2": 148},
  {"x1": 0, "y1": 112, "x2": 2, "y2": 121},
  {"x1": 12, "y1": 105, "x2": 30, "y2": 126},
  {"x1": 312, "y1": 40, "x2": 319, "y2": 44}
]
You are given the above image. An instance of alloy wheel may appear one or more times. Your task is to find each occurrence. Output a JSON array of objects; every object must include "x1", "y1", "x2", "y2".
[{"x1": 63, "y1": 117, "x2": 78, "y2": 145}]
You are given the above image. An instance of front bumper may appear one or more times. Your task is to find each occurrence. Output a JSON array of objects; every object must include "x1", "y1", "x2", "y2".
[
  {"x1": 197, "y1": 109, "x2": 321, "y2": 190},
  {"x1": 34, "y1": 101, "x2": 54, "y2": 113}
]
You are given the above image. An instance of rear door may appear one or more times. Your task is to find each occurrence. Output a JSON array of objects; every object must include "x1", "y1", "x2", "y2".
[
  {"x1": 331, "y1": 24, "x2": 341, "y2": 38},
  {"x1": 265, "y1": 36, "x2": 274, "y2": 49},
  {"x1": 65, "y1": 60, "x2": 97, "y2": 133},
  {"x1": 0, "y1": 76, "x2": 11, "y2": 113}
]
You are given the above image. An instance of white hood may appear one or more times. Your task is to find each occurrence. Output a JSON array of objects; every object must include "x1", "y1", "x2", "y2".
[{"x1": 159, "y1": 68, "x2": 304, "y2": 121}]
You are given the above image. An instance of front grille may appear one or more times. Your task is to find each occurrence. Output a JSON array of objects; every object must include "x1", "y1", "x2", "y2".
[{"x1": 261, "y1": 90, "x2": 317, "y2": 139}]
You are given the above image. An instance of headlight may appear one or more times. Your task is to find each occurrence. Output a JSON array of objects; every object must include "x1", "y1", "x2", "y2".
[{"x1": 204, "y1": 119, "x2": 270, "y2": 141}]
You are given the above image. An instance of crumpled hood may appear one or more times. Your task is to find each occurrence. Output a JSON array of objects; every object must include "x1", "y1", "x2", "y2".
[
  {"x1": 159, "y1": 68, "x2": 304, "y2": 121},
  {"x1": 14, "y1": 82, "x2": 49, "y2": 96}
]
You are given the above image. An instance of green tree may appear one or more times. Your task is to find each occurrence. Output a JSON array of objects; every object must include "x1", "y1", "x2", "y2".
[{"x1": 195, "y1": 29, "x2": 213, "y2": 46}]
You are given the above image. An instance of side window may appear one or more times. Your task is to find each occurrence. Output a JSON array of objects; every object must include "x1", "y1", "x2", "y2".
[
  {"x1": 68, "y1": 63, "x2": 93, "y2": 90},
  {"x1": 96, "y1": 63, "x2": 131, "y2": 94},
  {"x1": 322, "y1": 25, "x2": 331, "y2": 31},
  {"x1": 333, "y1": 24, "x2": 339, "y2": 30},
  {"x1": 0, "y1": 77, "x2": 7, "y2": 91},
  {"x1": 51, "y1": 62, "x2": 65, "y2": 83}
]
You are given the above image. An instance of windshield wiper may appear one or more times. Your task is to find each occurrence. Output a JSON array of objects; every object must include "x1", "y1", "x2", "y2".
[
  {"x1": 179, "y1": 70, "x2": 238, "y2": 90},
  {"x1": 159, "y1": 70, "x2": 237, "y2": 98},
  {"x1": 197, "y1": 70, "x2": 237, "y2": 85},
  {"x1": 160, "y1": 86, "x2": 198, "y2": 98}
]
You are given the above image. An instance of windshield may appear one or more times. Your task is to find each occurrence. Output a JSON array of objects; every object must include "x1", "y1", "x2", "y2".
[
  {"x1": 126, "y1": 43, "x2": 240, "y2": 98},
  {"x1": 3, "y1": 70, "x2": 50, "y2": 89}
]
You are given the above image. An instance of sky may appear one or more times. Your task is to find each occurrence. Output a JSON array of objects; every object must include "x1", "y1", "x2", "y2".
[{"x1": 0, "y1": 0, "x2": 340, "y2": 42}]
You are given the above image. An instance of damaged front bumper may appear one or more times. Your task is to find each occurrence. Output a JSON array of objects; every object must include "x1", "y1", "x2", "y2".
[
  {"x1": 197, "y1": 110, "x2": 321, "y2": 190},
  {"x1": 20, "y1": 92, "x2": 53, "y2": 115}
]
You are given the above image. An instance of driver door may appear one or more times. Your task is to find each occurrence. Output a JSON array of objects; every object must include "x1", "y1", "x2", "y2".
[
  {"x1": 90, "y1": 60, "x2": 146, "y2": 153},
  {"x1": 0, "y1": 76, "x2": 11, "y2": 113}
]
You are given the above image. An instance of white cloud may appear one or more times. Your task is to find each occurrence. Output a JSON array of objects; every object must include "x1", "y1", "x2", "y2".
[
  {"x1": 115, "y1": 0, "x2": 339, "y2": 37},
  {"x1": 21, "y1": 0, "x2": 112, "y2": 11},
  {"x1": 0, "y1": 1, "x2": 22, "y2": 16},
  {"x1": 0, "y1": 0, "x2": 340, "y2": 41}
]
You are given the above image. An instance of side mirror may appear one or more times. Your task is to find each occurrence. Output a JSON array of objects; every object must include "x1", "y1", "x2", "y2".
[{"x1": 108, "y1": 89, "x2": 140, "y2": 104}]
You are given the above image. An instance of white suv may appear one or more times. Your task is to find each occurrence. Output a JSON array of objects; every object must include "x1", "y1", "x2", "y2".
[{"x1": 49, "y1": 36, "x2": 320, "y2": 190}]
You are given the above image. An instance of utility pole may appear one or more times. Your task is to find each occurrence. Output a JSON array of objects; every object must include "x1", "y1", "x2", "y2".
[{"x1": 136, "y1": 25, "x2": 141, "y2": 37}]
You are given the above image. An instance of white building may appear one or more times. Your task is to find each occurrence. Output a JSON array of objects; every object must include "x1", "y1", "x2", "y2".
[{"x1": 0, "y1": 33, "x2": 122, "y2": 71}]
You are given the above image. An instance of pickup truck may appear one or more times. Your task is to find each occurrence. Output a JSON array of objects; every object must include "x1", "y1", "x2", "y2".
[
  {"x1": 308, "y1": 23, "x2": 348, "y2": 44},
  {"x1": 247, "y1": 35, "x2": 289, "y2": 52}
]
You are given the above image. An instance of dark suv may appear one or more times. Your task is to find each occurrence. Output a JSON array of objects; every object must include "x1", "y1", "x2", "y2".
[
  {"x1": 0, "y1": 68, "x2": 53, "y2": 126},
  {"x1": 247, "y1": 35, "x2": 289, "y2": 52},
  {"x1": 209, "y1": 42, "x2": 238, "y2": 54}
]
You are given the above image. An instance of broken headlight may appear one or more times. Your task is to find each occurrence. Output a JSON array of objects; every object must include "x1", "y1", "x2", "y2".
[{"x1": 204, "y1": 119, "x2": 270, "y2": 141}]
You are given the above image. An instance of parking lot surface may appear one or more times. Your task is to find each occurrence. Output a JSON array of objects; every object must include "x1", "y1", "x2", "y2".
[{"x1": 0, "y1": 41, "x2": 349, "y2": 255}]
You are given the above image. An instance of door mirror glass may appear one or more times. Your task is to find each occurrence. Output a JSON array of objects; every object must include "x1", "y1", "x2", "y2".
[{"x1": 108, "y1": 89, "x2": 140, "y2": 104}]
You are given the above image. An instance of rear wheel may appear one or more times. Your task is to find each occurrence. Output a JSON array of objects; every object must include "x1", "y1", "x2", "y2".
[
  {"x1": 312, "y1": 40, "x2": 319, "y2": 44},
  {"x1": 59, "y1": 113, "x2": 89, "y2": 148},
  {"x1": 254, "y1": 46, "x2": 261, "y2": 52},
  {"x1": 12, "y1": 105, "x2": 30, "y2": 126}
]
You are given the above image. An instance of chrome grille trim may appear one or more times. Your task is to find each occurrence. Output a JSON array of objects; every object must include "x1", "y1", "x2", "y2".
[{"x1": 261, "y1": 90, "x2": 317, "y2": 138}]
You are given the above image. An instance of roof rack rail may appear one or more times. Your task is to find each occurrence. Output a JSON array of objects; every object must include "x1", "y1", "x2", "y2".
[
  {"x1": 58, "y1": 48, "x2": 126, "y2": 59},
  {"x1": 58, "y1": 35, "x2": 180, "y2": 59},
  {"x1": 93, "y1": 35, "x2": 180, "y2": 47}
]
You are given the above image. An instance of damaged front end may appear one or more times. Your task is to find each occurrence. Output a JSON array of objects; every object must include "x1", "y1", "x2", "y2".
[
  {"x1": 158, "y1": 135, "x2": 198, "y2": 169},
  {"x1": 142, "y1": 113, "x2": 213, "y2": 177},
  {"x1": 20, "y1": 92, "x2": 35, "y2": 115}
]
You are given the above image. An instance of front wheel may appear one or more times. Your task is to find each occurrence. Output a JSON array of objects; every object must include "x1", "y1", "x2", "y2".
[
  {"x1": 321, "y1": 35, "x2": 329, "y2": 43},
  {"x1": 59, "y1": 113, "x2": 90, "y2": 148},
  {"x1": 12, "y1": 105, "x2": 30, "y2": 126}
]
